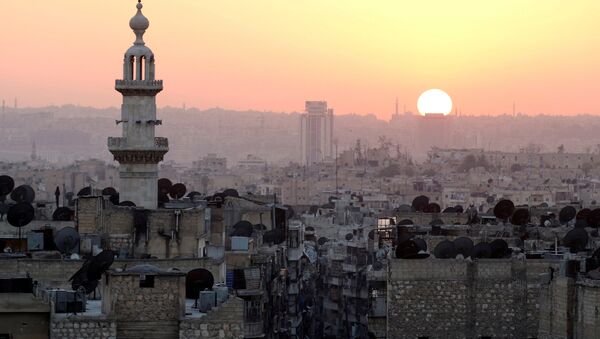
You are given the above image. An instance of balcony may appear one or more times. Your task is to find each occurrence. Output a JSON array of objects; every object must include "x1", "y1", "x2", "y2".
[
  {"x1": 115, "y1": 79, "x2": 163, "y2": 95},
  {"x1": 108, "y1": 137, "x2": 169, "y2": 151},
  {"x1": 244, "y1": 321, "x2": 264, "y2": 338}
]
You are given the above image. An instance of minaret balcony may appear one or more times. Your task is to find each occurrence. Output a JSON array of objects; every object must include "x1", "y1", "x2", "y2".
[
  {"x1": 115, "y1": 80, "x2": 163, "y2": 96},
  {"x1": 108, "y1": 137, "x2": 168, "y2": 164}
]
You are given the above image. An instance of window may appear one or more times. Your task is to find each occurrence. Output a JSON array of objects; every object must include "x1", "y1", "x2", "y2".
[{"x1": 139, "y1": 275, "x2": 155, "y2": 288}]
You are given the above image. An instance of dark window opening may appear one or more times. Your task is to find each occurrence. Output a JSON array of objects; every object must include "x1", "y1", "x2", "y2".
[{"x1": 139, "y1": 275, "x2": 155, "y2": 288}]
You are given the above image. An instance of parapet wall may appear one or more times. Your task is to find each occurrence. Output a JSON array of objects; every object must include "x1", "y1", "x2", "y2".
[
  {"x1": 50, "y1": 316, "x2": 116, "y2": 339},
  {"x1": 388, "y1": 258, "x2": 559, "y2": 339}
]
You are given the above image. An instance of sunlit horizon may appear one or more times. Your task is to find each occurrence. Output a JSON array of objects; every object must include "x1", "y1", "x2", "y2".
[{"x1": 1, "y1": 0, "x2": 600, "y2": 119}]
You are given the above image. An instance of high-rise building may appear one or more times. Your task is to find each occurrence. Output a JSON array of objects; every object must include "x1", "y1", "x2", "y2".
[
  {"x1": 300, "y1": 101, "x2": 334, "y2": 165},
  {"x1": 108, "y1": 1, "x2": 168, "y2": 209}
]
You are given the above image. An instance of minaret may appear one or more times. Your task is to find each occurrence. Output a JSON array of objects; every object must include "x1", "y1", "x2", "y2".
[{"x1": 108, "y1": 0, "x2": 168, "y2": 209}]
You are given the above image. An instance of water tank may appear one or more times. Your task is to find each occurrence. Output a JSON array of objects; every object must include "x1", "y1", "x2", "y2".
[{"x1": 198, "y1": 291, "x2": 216, "y2": 312}]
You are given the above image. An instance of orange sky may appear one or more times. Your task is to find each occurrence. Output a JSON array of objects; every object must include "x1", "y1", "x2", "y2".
[{"x1": 1, "y1": 0, "x2": 599, "y2": 119}]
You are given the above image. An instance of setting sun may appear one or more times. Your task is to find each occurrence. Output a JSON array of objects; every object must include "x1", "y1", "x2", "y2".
[{"x1": 417, "y1": 89, "x2": 453, "y2": 116}]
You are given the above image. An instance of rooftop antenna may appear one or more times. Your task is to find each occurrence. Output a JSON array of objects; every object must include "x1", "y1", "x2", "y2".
[{"x1": 395, "y1": 97, "x2": 399, "y2": 115}]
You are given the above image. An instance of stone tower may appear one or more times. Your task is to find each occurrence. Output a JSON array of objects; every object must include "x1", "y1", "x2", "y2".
[{"x1": 108, "y1": 0, "x2": 168, "y2": 209}]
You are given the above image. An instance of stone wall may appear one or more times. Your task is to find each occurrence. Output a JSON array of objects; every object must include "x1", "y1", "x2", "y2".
[
  {"x1": 388, "y1": 258, "x2": 561, "y2": 339},
  {"x1": 50, "y1": 317, "x2": 116, "y2": 339},
  {"x1": 0, "y1": 257, "x2": 224, "y2": 290},
  {"x1": 179, "y1": 297, "x2": 244, "y2": 339}
]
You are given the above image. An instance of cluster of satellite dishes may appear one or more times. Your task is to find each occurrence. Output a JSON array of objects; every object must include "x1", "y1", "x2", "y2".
[
  {"x1": 229, "y1": 220, "x2": 285, "y2": 245},
  {"x1": 395, "y1": 236, "x2": 512, "y2": 260}
]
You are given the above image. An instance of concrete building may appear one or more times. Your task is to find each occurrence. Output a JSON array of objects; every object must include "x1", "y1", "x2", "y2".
[
  {"x1": 108, "y1": 1, "x2": 168, "y2": 209},
  {"x1": 300, "y1": 101, "x2": 334, "y2": 165}
]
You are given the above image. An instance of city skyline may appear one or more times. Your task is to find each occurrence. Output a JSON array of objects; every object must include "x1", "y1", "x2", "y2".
[{"x1": 1, "y1": 1, "x2": 600, "y2": 119}]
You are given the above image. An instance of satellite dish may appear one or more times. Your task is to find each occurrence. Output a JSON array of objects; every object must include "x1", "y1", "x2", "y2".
[
  {"x1": 454, "y1": 205, "x2": 464, "y2": 213},
  {"x1": 576, "y1": 208, "x2": 591, "y2": 228},
  {"x1": 70, "y1": 250, "x2": 115, "y2": 294},
  {"x1": 76, "y1": 186, "x2": 92, "y2": 197},
  {"x1": 231, "y1": 220, "x2": 253, "y2": 237},
  {"x1": 317, "y1": 237, "x2": 329, "y2": 246},
  {"x1": 453, "y1": 237, "x2": 474, "y2": 258},
  {"x1": 424, "y1": 203, "x2": 441, "y2": 213},
  {"x1": 493, "y1": 199, "x2": 515, "y2": 221},
  {"x1": 587, "y1": 209, "x2": 600, "y2": 228},
  {"x1": 186, "y1": 268, "x2": 215, "y2": 299},
  {"x1": 222, "y1": 189, "x2": 239, "y2": 198},
  {"x1": 433, "y1": 240, "x2": 457, "y2": 259},
  {"x1": 559, "y1": 206, "x2": 577, "y2": 224},
  {"x1": 54, "y1": 227, "x2": 80, "y2": 254},
  {"x1": 442, "y1": 207, "x2": 456, "y2": 213},
  {"x1": 396, "y1": 204, "x2": 412, "y2": 213},
  {"x1": 412, "y1": 238, "x2": 427, "y2": 252},
  {"x1": 397, "y1": 219, "x2": 414, "y2": 226},
  {"x1": 470, "y1": 242, "x2": 493, "y2": 259},
  {"x1": 486, "y1": 196, "x2": 496, "y2": 204},
  {"x1": 169, "y1": 183, "x2": 187, "y2": 200},
  {"x1": 345, "y1": 233, "x2": 353, "y2": 241},
  {"x1": 395, "y1": 240, "x2": 429, "y2": 259},
  {"x1": 510, "y1": 208, "x2": 530, "y2": 226},
  {"x1": 563, "y1": 228, "x2": 589, "y2": 253},
  {"x1": 11, "y1": 185, "x2": 35, "y2": 203},
  {"x1": 263, "y1": 229, "x2": 285, "y2": 245},
  {"x1": 490, "y1": 239, "x2": 510, "y2": 258},
  {"x1": 119, "y1": 201, "x2": 136, "y2": 207},
  {"x1": 52, "y1": 207, "x2": 73, "y2": 221},
  {"x1": 187, "y1": 191, "x2": 202, "y2": 200},
  {"x1": 253, "y1": 223, "x2": 267, "y2": 231},
  {"x1": 7, "y1": 202, "x2": 35, "y2": 227},
  {"x1": 102, "y1": 187, "x2": 119, "y2": 205},
  {"x1": 0, "y1": 175, "x2": 15, "y2": 196},
  {"x1": 412, "y1": 195, "x2": 430, "y2": 212},
  {"x1": 158, "y1": 178, "x2": 173, "y2": 195}
]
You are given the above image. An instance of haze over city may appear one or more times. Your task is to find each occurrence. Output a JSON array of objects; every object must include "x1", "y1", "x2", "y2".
[{"x1": 2, "y1": 1, "x2": 600, "y2": 118}]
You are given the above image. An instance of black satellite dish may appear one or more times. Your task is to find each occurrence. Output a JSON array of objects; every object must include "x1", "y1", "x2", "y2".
[
  {"x1": 52, "y1": 207, "x2": 73, "y2": 221},
  {"x1": 397, "y1": 219, "x2": 414, "y2": 226},
  {"x1": 453, "y1": 237, "x2": 474, "y2": 257},
  {"x1": 559, "y1": 206, "x2": 577, "y2": 224},
  {"x1": 102, "y1": 187, "x2": 119, "y2": 205},
  {"x1": 345, "y1": 233, "x2": 354, "y2": 241},
  {"x1": 454, "y1": 205, "x2": 464, "y2": 213},
  {"x1": 253, "y1": 223, "x2": 267, "y2": 231},
  {"x1": 576, "y1": 208, "x2": 591, "y2": 228},
  {"x1": 186, "y1": 268, "x2": 215, "y2": 299},
  {"x1": 7, "y1": 202, "x2": 35, "y2": 227},
  {"x1": 486, "y1": 195, "x2": 496, "y2": 204},
  {"x1": 494, "y1": 199, "x2": 515, "y2": 221},
  {"x1": 490, "y1": 239, "x2": 510, "y2": 258},
  {"x1": 263, "y1": 229, "x2": 285, "y2": 245},
  {"x1": 11, "y1": 185, "x2": 35, "y2": 204},
  {"x1": 412, "y1": 195, "x2": 430, "y2": 212},
  {"x1": 54, "y1": 227, "x2": 80, "y2": 254},
  {"x1": 510, "y1": 208, "x2": 530, "y2": 226},
  {"x1": 317, "y1": 237, "x2": 329, "y2": 246},
  {"x1": 470, "y1": 242, "x2": 493, "y2": 259},
  {"x1": 222, "y1": 189, "x2": 239, "y2": 198},
  {"x1": 169, "y1": 183, "x2": 187, "y2": 200},
  {"x1": 76, "y1": 186, "x2": 92, "y2": 197},
  {"x1": 119, "y1": 201, "x2": 136, "y2": 207},
  {"x1": 587, "y1": 209, "x2": 600, "y2": 228},
  {"x1": 424, "y1": 203, "x2": 441, "y2": 213},
  {"x1": 433, "y1": 240, "x2": 457, "y2": 259},
  {"x1": 563, "y1": 228, "x2": 589, "y2": 253},
  {"x1": 442, "y1": 207, "x2": 456, "y2": 213},
  {"x1": 0, "y1": 175, "x2": 15, "y2": 196},
  {"x1": 395, "y1": 240, "x2": 429, "y2": 259},
  {"x1": 413, "y1": 238, "x2": 427, "y2": 252},
  {"x1": 231, "y1": 220, "x2": 253, "y2": 237},
  {"x1": 158, "y1": 178, "x2": 172, "y2": 195},
  {"x1": 187, "y1": 191, "x2": 202, "y2": 200},
  {"x1": 70, "y1": 250, "x2": 115, "y2": 294},
  {"x1": 397, "y1": 204, "x2": 412, "y2": 213}
]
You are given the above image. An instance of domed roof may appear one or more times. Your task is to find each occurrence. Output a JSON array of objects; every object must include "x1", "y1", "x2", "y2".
[{"x1": 129, "y1": 1, "x2": 149, "y2": 32}]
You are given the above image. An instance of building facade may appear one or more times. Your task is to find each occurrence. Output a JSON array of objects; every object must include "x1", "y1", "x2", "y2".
[{"x1": 300, "y1": 101, "x2": 334, "y2": 165}]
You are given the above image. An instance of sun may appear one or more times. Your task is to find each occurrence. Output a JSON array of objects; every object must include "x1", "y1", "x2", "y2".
[{"x1": 417, "y1": 89, "x2": 453, "y2": 116}]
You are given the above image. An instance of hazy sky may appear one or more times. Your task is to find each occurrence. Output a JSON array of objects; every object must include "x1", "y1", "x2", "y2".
[{"x1": 1, "y1": 0, "x2": 600, "y2": 119}]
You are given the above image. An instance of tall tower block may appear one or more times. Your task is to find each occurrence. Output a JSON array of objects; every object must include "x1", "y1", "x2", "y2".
[{"x1": 108, "y1": 1, "x2": 168, "y2": 209}]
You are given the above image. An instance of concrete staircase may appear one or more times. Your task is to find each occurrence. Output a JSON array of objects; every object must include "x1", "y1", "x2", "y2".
[{"x1": 116, "y1": 320, "x2": 179, "y2": 339}]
